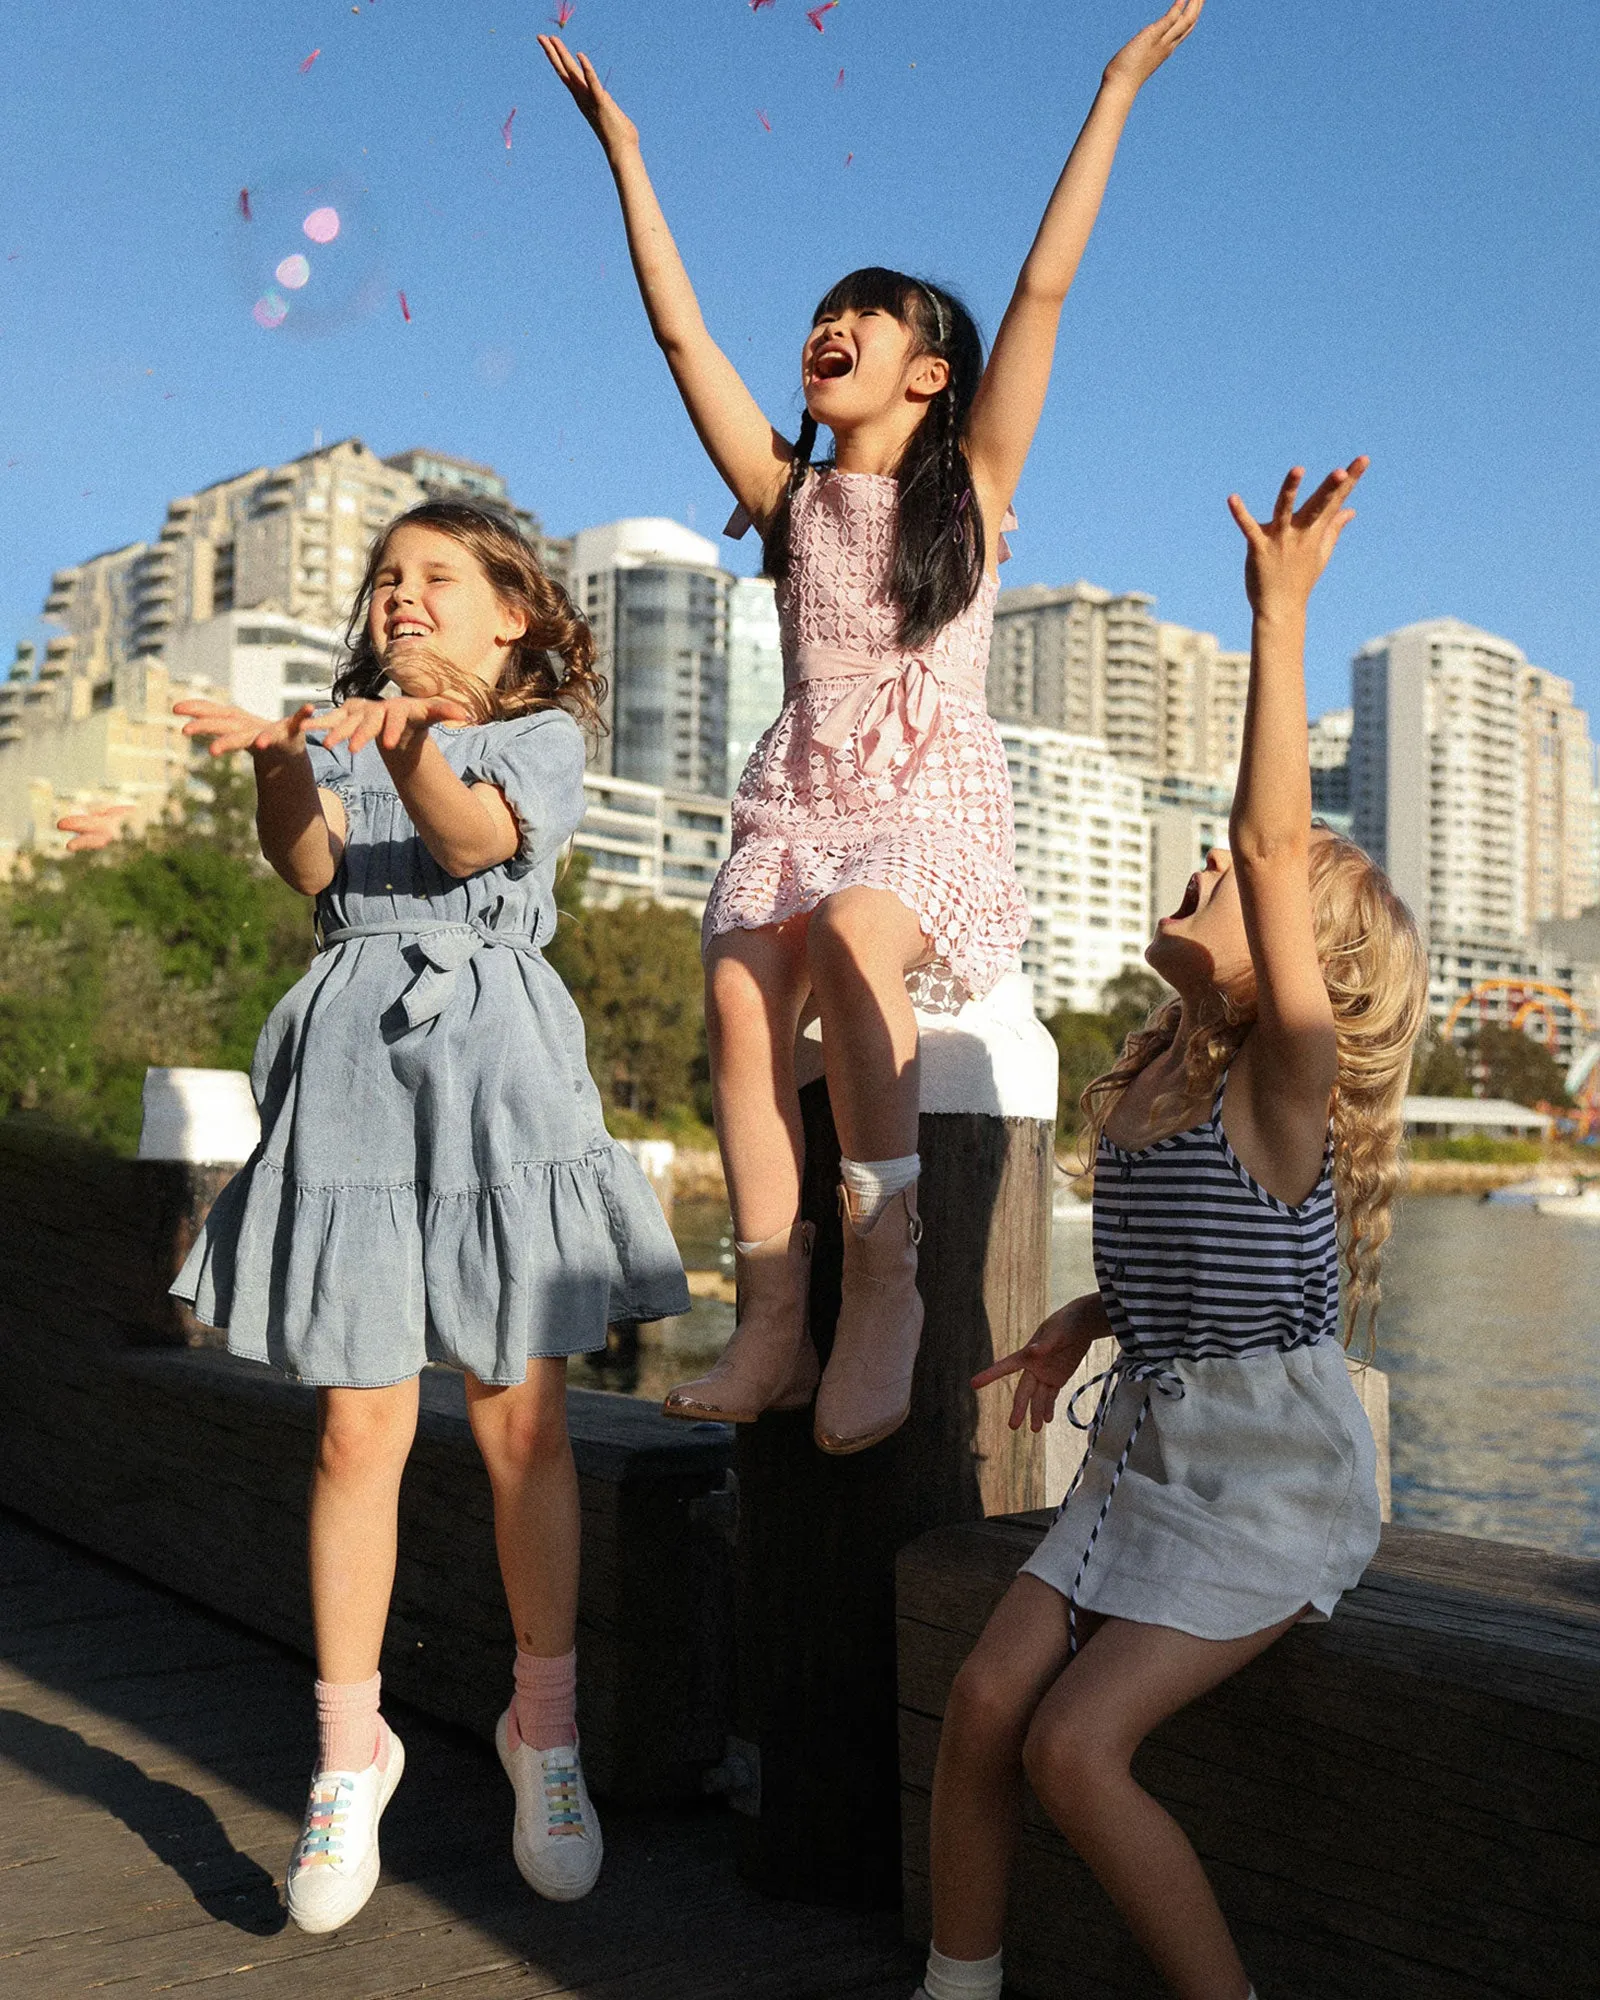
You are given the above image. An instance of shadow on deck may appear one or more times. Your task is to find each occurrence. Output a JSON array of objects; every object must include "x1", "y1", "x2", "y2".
[{"x1": 0, "y1": 1510, "x2": 916, "y2": 1999}]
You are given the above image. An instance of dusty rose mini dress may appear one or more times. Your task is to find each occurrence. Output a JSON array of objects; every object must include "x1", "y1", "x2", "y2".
[{"x1": 704, "y1": 469, "x2": 1029, "y2": 1006}]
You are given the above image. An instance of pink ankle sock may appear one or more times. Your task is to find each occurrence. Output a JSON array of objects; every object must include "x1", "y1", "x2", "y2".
[
  {"x1": 315, "y1": 1671, "x2": 388, "y2": 1774},
  {"x1": 512, "y1": 1647, "x2": 577, "y2": 1751}
]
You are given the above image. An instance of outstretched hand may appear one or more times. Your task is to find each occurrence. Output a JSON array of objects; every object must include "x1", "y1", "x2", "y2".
[
  {"x1": 1104, "y1": 0, "x2": 1204, "y2": 93},
  {"x1": 313, "y1": 694, "x2": 471, "y2": 758},
  {"x1": 539, "y1": 36, "x2": 639, "y2": 157},
  {"x1": 174, "y1": 698, "x2": 321, "y2": 759},
  {"x1": 56, "y1": 804, "x2": 135, "y2": 853},
  {"x1": 1227, "y1": 458, "x2": 1369, "y2": 615},
  {"x1": 970, "y1": 1301, "x2": 1101, "y2": 1434}
]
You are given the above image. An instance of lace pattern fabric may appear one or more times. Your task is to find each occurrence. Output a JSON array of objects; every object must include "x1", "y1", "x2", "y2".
[{"x1": 703, "y1": 471, "x2": 1029, "y2": 1008}]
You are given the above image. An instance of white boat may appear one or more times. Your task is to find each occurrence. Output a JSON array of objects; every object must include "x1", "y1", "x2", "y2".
[
  {"x1": 1535, "y1": 1187, "x2": 1600, "y2": 1221},
  {"x1": 1486, "y1": 1175, "x2": 1580, "y2": 1205}
]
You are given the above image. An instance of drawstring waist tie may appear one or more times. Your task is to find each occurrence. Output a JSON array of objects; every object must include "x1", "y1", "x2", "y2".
[
  {"x1": 1056, "y1": 1352, "x2": 1186, "y2": 1656},
  {"x1": 319, "y1": 920, "x2": 543, "y2": 1028}
]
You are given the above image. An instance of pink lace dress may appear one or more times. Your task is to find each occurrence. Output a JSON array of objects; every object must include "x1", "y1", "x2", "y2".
[{"x1": 704, "y1": 469, "x2": 1029, "y2": 1006}]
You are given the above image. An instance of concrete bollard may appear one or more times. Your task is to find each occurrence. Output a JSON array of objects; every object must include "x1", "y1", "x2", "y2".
[{"x1": 732, "y1": 971, "x2": 1059, "y2": 1907}]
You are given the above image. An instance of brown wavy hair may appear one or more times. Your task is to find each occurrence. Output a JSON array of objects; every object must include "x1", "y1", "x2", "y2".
[
  {"x1": 333, "y1": 500, "x2": 606, "y2": 736},
  {"x1": 1080, "y1": 831, "x2": 1429, "y2": 1349}
]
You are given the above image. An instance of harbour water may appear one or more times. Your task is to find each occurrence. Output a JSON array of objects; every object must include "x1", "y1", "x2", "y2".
[{"x1": 577, "y1": 1187, "x2": 1600, "y2": 1562}]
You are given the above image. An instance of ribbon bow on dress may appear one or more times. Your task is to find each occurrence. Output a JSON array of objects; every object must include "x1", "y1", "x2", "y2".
[{"x1": 320, "y1": 920, "x2": 541, "y2": 1028}]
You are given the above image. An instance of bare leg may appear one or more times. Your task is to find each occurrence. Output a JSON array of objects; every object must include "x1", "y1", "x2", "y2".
[
  {"x1": 1023, "y1": 1609, "x2": 1302, "y2": 2000},
  {"x1": 705, "y1": 918, "x2": 813, "y2": 1244},
  {"x1": 307, "y1": 1380, "x2": 420, "y2": 1683},
  {"x1": 929, "y1": 1577, "x2": 1091, "y2": 1960},
  {"x1": 805, "y1": 886, "x2": 930, "y2": 1163},
  {"x1": 465, "y1": 1360, "x2": 580, "y2": 1655}
]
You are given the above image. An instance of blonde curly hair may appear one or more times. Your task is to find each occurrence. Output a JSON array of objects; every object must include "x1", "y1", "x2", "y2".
[{"x1": 1081, "y1": 832, "x2": 1429, "y2": 1349}]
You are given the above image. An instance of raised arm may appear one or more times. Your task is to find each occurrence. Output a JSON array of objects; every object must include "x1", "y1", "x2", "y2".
[
  {"x1": 539, "y1": 38, "x2": 792, "y2": 531},
  {"x1": 1225, "y1": 460, "x2": 1368, "y2": 1144},
  {"x1": 965, "y1": 1, "x2": 1202, "y2": 540}
]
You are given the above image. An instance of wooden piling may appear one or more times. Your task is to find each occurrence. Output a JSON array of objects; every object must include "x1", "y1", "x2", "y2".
[{"x1": 732, "y1": 975, "x2": 1058, "y2": 1906}]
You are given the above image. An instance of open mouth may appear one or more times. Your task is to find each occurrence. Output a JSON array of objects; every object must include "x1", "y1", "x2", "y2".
[
  {"x1": 1169, "y1": 872, "x2": 1202, "y2": 921},
  {"x1": 811, "y1": 347, "x2": 853, "y2": 381}
]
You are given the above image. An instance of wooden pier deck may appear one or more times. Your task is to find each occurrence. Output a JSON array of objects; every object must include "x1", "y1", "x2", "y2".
[{"x1": 0, "y1": 1510, "x2": 917, "y2": 2000}]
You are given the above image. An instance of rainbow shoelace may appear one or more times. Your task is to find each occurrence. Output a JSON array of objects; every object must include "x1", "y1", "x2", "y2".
[
  {"x1": 541, "y1": 1756, "x2": 587, "y2": 1838},
  {"x1": 294, "y1": 1775, "x2": 355, "y2": 1871}
]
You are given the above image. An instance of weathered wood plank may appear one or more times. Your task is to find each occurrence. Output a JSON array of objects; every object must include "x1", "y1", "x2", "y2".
[{"x1": 897, "y1": 1514, "x2": 1600, "y2": 1999}]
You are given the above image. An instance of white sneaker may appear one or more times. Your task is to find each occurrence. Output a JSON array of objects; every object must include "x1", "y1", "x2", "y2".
[
  {"x1": 495, "y1": 1707, "x2": 603, "y2": 1902},
  {"x1": 284, "y1": 1731, "x2": 405, "y2": 1934}
]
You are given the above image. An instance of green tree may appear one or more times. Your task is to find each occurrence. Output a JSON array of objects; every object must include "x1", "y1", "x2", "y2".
[
  {"x1": 1046, "y1": 1010, "x2": 1120, "y2": 1136},
  {"x1": 546, "y1": 884, "x2": 706, "y2": 1127},
  {"x1": 1466, "y1": 1023, "x2": 1571, "y2": 1109},
  {"x1": 1099, "y1": 965, "x2": 1169, "y2": 1044},
  {"x1": 1410, "y1": 1031, "x2": 1472, "y2": 1098}
]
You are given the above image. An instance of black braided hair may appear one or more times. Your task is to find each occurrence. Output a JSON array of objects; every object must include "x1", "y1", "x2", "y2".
[{"x1": 761, "y1": 267, "x2": 986, "y2": 650}]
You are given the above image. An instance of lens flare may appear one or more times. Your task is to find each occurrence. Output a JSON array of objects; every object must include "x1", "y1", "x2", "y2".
[
  {"x1": 275, "y1": 254, "x2": 311, "y2": 290},
  {"x1": 303, "y1": 206, "x2": 341, "y2": 244},
  {"x1": 252, "y1": 290, "x2": 289, "y2": 330}
]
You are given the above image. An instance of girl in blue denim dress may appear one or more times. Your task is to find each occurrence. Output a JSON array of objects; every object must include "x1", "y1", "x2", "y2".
[{"x1": 168, "y1": 500, "x2": 688, "y2": 1934}]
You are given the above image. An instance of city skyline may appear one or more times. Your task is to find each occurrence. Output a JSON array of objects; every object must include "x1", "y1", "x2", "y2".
[{"x1": 1, "y1": 1, "x2": 1595, "y2": 724}]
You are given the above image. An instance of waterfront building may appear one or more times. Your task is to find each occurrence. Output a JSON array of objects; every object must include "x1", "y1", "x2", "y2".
[
  {"x1": 1521, "y1": 664, "x2": 1599, "y2": 927},
  {"x1": 1351, "y1": 618, "x2": 1529, "y2": 948},
  {"x1": 575, "y1": 773, "x2": 731, "y2": 917},
  {"x1": 1001, "y1": 723, "x2": 1150, "y2": 1017},
  {"x1": 725, "y1": 575, "x2": 783, "y2": 785},
  {"x1": 569, "y1": 520, "x2": 730, "y2": 800},
  {"x1": 990, "y1": 581, "x2": 1248, "y2": 786},
  {"x1": 1308, "y1": 707, "x2": 1354, "y2": 836}
]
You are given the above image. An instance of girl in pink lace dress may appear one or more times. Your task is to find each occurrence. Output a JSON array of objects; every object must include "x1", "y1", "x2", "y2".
[{"x1": 542, "y1": 3, "x2": 1203, "y2": 1457}]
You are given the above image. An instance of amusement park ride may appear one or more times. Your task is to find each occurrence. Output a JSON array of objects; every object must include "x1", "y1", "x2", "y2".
[{"x1": 1440, "y1": 978, "x2": 1600, "y2": 1141}]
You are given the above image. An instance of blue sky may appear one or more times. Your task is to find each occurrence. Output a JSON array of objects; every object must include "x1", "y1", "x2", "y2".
[{"x1": 2, "y1": 0, "x2": 1596, "y2": 720}]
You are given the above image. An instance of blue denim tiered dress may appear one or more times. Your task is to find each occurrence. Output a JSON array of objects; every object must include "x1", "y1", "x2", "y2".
[{"x1": 173, "y1": 712, "x2": 690, "y2": 1387}]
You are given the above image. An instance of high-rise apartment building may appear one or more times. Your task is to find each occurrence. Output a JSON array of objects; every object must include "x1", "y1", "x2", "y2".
[
  {"x1": 1521, "y1": 664, "x2": 1599, "y2": 926},
  {"x1": 1351, "y1": 618, "x2": 1529, "y2": 948},
  {"x1": 990, "y1": 581, "x2": 1247, "y2": 784},
  {"x1": 726, "y1": 575, "x2": 784, "y2": 785},
  {"x1": 1001, "y1": 723, "x2": 1151, "y2": 1017},
  {"x1": 1307, "y1": 707, "x2": 1354, "y2": 834},
  {"x1": 569, "y1": 520, "x2": 730, "y2": 799}
]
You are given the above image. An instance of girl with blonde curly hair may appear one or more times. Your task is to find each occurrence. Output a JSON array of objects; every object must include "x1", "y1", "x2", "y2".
[{"x1": 913, "y1": 459, "x2": 1427, "y2": 2000}]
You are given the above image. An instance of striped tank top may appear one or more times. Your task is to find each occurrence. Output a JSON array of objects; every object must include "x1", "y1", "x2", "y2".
[{"x1": 1093, "y1": 1079, "x2": 1340, "y2": 1364}]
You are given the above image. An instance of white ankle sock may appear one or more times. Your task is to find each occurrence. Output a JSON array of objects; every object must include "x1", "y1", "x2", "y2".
[
  {"x1": 921, "y1": 1945, "x2": 1003, "y2": 2000},
  {"x1": 840, "y1": 1152, "x2": 920, "y2": 1225}
]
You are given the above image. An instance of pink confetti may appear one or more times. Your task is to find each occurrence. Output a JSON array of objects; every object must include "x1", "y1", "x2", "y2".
[
  {"x1": 399, "y1": 290, "x2": 411, "y2": 322},
  {"x1": 551, "y1": 0, "x2": 575, "y2": 23},
  {"x1": 758, "y1": 109, "x2": 772, "y2": 131},
  {"x1": 835, "y1": 67, "x2": 845, "y2": 87},
  {"x1": 238, "y1": 188, "x2": 252, "y2": 222},
  {"x1": 806, "y1": 1, "x2": 838, "y2": 28},
  {"x1": 501, "y1": 107, "x2": 516, "y2": 149},
  {"x1": 300, "y1": 47, "x2": 321, "y2": 72}
]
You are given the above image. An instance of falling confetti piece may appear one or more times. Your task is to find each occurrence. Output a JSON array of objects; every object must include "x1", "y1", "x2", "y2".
[
  {"x1": 501, "y1": 107, "x2": 516, "y2": 149},
  {"x1": 238, "y1": 188, "x2": 253, "y2": 222},
  {"x1": 303, "y1": 206, "x2": 341, "y2": 244},
  {"x1": 835, "y1": 67, "x2": 845, "y2": 87},
  {"x1": 807, "y1": 1, "x2": 838, "y2": 28},
  {"x1": 253, "y1": 290, "x2": 289, "y2": 329},
  {"x1": 551, "y1": 0, "x2": 575, "y2": 24},
  {"x1": 399, "y1": 290, "x2": 411, "y2": 321},
  {"x1": 275, "y1": 253, "x2": 311, "y2": 289},
  {"x1": 300, "y1": 48, "x2": 321, "y2": 72},
  {"x1": 758, "y1": 109, "x2": 772, "y2": 131}
]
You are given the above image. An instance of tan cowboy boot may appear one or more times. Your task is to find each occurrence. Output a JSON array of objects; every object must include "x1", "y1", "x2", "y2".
[
  {"x1": 662, "y1": 1220, "x2": 818, "y2": 1423},
  {"x1": 813, "y1": 1183, "x2": 924, "y2": 1455}
]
